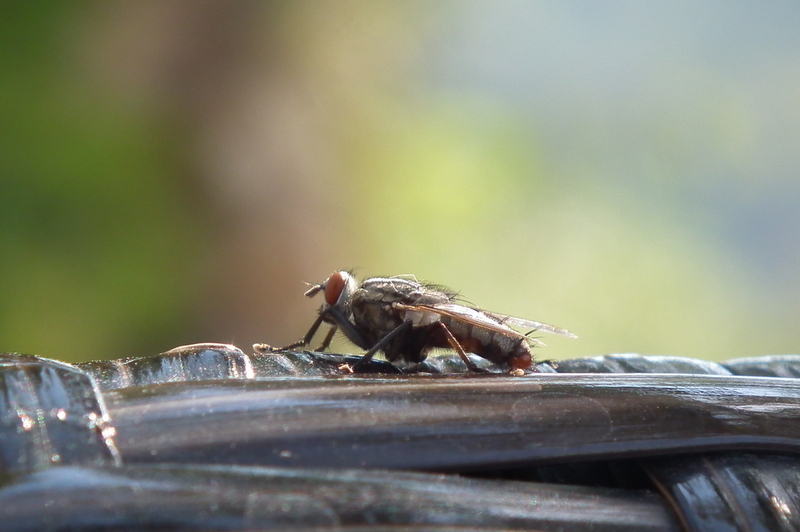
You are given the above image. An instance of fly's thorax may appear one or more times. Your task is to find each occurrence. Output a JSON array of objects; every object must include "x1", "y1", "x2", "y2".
[
  {"x1": 350, "y1": 289, "x2": 406, "y2": 340},
  {"x1": 359, "y1": 277, "x2": 422, "y2": 301},
  {"x1": 360, "y1": 278, "x2": 453, "y2": 305},
  {"x1": 352, "y1": 277, "x2": 453, "y2": 331}
]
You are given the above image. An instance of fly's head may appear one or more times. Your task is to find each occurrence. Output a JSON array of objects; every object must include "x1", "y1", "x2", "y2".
[{"x1": 304, "y1": 271, "x2": 358, "y2": 323}]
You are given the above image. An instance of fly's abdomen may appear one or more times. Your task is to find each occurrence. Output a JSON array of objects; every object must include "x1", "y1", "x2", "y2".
[{"x1": 441, "y1": 316, "x2": 532, "y2": 369}]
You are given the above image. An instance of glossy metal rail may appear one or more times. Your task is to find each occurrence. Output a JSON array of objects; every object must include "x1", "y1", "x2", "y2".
[
  {"x1": 3, "y1": 346, "x2": 800, "y2": 531},
  {"x1": 0, "y1": 464, "x2": 679, "y2": 532},
  {"x1": 105, "y1": 372, "x2": 800, "y2": 470}
]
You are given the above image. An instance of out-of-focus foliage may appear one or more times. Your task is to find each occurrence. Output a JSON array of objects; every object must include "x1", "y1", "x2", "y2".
[
  {"x1": 0, "y1": 4, "x2": 208, "y2": 360},
  {"x1": 1, "y1": 1, "x2": 798, "y2": 363}
]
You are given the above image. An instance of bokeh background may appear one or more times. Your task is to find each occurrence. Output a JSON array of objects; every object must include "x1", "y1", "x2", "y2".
[{"x1": 2, "y1": 1, "x2": 799, "y2": 364}]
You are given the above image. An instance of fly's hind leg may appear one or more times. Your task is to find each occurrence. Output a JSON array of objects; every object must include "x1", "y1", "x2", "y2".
[{"x1": 437, "y1": 323, "x2": 489, "y2": 373}]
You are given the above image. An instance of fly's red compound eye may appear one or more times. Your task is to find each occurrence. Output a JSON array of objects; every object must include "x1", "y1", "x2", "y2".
[{"x1": 324, "y1": 272, "x2": 346, "y2": 305}]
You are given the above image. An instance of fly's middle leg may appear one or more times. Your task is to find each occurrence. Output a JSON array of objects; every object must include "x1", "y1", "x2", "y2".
[{"x1": 352, "y1": 320, "x2": 413, "y2": 372}]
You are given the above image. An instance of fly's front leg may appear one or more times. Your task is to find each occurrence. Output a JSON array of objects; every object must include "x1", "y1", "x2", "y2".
[
  {"x1": 254, "y1": 311, "x2": 328, "y2": 353},
  {"x1": 323, "y1": 306, "x2": 375, "y2": 373},
  {"x1": 352, "y1": 320, "x2": 413, "y2": 372},
  {"x1": 327, "y1": 307, "x2": 369, "y2": 348},
  {"x1": 437, "y1": 322, "x2": 489, "y2": 373},
  {"x1": 316, "y1": 325, "x2": 338, "y2": 351},
  {"x1": 253, "y1": 340, "x2": 305, "y2": 353}
]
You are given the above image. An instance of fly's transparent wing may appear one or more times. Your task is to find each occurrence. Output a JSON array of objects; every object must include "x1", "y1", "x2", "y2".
[
  {"x1": 393, "y1": 302, "x2": 554, "y2": 347},
  {"x1": 480, "y1": 310, "x2": 578, "y2": 338}
]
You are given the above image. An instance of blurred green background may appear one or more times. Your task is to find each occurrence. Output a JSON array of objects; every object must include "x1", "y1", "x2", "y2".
[{"x1": 2, "y1": 1, "x2": 799, "y2": 364}]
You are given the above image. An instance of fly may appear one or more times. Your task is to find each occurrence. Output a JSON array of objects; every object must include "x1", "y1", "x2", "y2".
[{"x1": 255, "y1": 271, "x2": 576, "y2": 373}]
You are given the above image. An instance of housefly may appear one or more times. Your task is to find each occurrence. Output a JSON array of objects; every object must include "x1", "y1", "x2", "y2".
[{"x1": 255, "y1": 271, "x2": 576, "y2": 373}]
